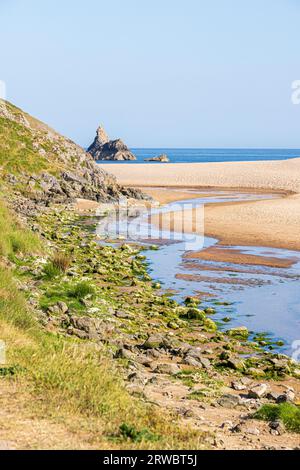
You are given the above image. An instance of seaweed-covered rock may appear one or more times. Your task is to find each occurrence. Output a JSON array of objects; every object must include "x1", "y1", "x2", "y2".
[{"x1": 227, "y1": 326, "x2": 249, "y2": 339}]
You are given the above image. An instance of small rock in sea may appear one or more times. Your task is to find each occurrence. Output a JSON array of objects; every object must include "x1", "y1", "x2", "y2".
[
  {"x1": 248, "y1": 383, "x2": 269, "y2": 399},
  {"x1": 227, "y1": 326, "x2": 249, "y2": 339},
  {"x1": 144, "y1": 154, "x2": 170, "y2": 163},
  {"x1": 217, "y1": 394, "x2": 241, "y2": 409},
  {"x1": 204, "y1": 307, "x2": 216, "y2": 315}
]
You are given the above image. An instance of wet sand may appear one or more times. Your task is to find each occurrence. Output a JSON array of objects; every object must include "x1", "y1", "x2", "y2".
[{"x1": 184, "y1": 246, "x2": 298, "y2": 269}]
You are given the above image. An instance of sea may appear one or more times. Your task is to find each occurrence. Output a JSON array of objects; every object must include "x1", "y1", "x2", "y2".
[{"x1": 98, "y1": 148, "x2": 300, "y2": 164}]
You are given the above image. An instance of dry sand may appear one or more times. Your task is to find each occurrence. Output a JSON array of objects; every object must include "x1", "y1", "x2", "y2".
[{"x1": 100, "y1": 159, "x2": 300, "y2": 250}]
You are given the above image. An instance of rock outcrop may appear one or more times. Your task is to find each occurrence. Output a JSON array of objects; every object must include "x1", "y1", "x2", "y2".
[
  {"x1": 144, "y1": 154, "x2": 170, "y2": 163},
  {"x1": 0, "y1": 100, "x2": 144, "y2": 216},
  {"x1": 87, "y1": 126, "x2": 136, "y2": 161}
]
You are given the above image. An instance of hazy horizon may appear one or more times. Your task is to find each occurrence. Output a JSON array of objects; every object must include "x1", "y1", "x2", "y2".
[{"x1": 1, "y1": 0, "x2": 300, "y2": 149}]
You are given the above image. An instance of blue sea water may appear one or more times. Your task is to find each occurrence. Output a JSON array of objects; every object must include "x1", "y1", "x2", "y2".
[{"x1": 98, "y1": 148, "x2": 300, "y2": 164}]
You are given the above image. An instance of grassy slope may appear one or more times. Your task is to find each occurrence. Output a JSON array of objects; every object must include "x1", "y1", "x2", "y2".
[{"x1": 0, "y1": 202, "x2": 204, "y2": 449}]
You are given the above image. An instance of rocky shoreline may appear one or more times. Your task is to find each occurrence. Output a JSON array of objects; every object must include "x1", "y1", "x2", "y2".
[{"x1": 13, "y1": 205, "x2": 299, "y2": 449}]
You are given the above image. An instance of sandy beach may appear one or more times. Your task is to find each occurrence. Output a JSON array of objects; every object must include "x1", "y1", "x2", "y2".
[{"x1": 100, "y1": 158, "x2": 300, "y2": 251}]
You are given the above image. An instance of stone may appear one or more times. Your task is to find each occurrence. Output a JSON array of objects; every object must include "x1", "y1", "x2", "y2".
[
  {"x1": 204, "y1": 307, "x2": 216, "y2": 315},
  {"x1": 114, "y1": 348, "x2": 134, "y2": 360},
  {"x1": 184, "y1": 356, "x2": 201, "y2": 368},
  {"x1": 115, "y1": 311, "x2": 131, "y2": 319},
  {"x1": 269, "y1": 420, "x2": 285, "y2": 436},
  {"x1": 198, "y1": 356, "x2": 212, "y2": 369},
  {"x1": 248, "y1": 383, "x2": 269, "y2": 399},
  {"x1": 142, "y1": 334, "x2": 166, "y2": 350},
  {"x1": 155, "y1": 363, "x2": 180, "y2": 375},
  {"x1": 276, "y1": 389, "x2": 295, "y2": 403},
  {"x1": 217, "y1": 394, "x2": 240, "y2": 409},
  {"x1": 185, "y1": 347, "x2": 203, "y2": 361},
  {"x1": 231, "y1": 381, "x2": 247, "y2": 391},
  {"x1": 246, "y1": 367, "x2": 266, "y2": 378},
  {"x1": 203, "y1": 318, "x2": 218, "y2": 331},
  {"x1": 56, "y1": 301, "x2": 69, "y2": 314},
  {"x1": 184, "y1": 297, "x2": 201, "y2": 307},
  {"x1": 226, "y1": 356, "x2": 245, "y2": 371},
  {"x1": 266, "y1": 391, "x2": 282, "y2": 402}
]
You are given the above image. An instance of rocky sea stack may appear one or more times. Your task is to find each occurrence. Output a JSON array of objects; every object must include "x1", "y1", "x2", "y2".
[{"x1": 88, "y1": 125, "x2": 136, "y2": 161}]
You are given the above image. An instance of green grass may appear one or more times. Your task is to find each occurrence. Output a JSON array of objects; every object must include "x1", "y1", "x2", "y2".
[
  {"x1": 67, "y1": 281, "x2": 95, "y2": 300},
  {"x1": 0, "y1": 202, "x2": 205, "y2": 449},
  {"x1": 0, "y1": 264, "x2": 204, "y2": 448},
  {"x1": 0, "y1": 116, "x2": 48, "y2": 175},
  {"x1": 254, "y1": 403, "x2": 300, "y2": 433},
  {"x1": 0, "y1": 200, "x2": 42, "y2": 257},
  {"x1": 43, "y1": 262, "x2": 63, "y2": 280}
]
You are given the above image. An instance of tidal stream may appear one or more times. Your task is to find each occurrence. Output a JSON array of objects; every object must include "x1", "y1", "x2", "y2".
[{"x1": 97, "y1": 190, "x2": 300, "y2": 356}]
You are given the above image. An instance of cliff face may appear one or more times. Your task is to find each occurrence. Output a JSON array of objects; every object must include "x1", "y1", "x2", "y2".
[
  {"x1": 87, "y1": 126, "x2": 136, "y2": 161},
  {"x1": 0, "y1": 100, "x2": 143, "y2": 215}
]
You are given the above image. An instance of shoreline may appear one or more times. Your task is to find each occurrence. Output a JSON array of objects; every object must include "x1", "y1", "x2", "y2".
[{"x1": 100, "y1": 160, "x2": 300, "y2": 251}]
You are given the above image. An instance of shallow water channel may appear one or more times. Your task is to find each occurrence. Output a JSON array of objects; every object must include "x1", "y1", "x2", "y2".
[{"x1": 97, "y1": 190, "x2": 300, "y2": 356}]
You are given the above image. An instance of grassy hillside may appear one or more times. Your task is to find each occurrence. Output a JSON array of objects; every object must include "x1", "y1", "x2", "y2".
[{"x1": 0, "y1": 199, "x2": 204, "y2": 449}]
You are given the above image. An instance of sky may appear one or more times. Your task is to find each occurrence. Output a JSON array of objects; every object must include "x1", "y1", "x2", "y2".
[{"x1": 0, "y1": 0, "x2": 300, "y2": 148}]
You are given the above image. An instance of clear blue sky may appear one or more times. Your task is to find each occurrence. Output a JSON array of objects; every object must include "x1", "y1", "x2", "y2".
[{"x1": 1, "y1": 0, "x2": 299, "y2": 148}]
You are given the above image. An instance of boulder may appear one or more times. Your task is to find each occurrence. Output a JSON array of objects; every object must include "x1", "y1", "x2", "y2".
[
  {"x1": 276, "y1": 388, "x2": 295, "y2": 404},
  {"x1": 155, "y1": 363, "x2": 180, "y2": 375},
  {"x1": 227, "y1": 326, "x2": 249, "y2": 339},
  {"x1": 218, "y1": 394, "x2": 240, "y2": 409},
  {"x1": 248, "y1": 383, "x2": 269, "y2": 399},
  {"x1": 142, "y1": 334, "x2": 166, "y2": 350}
]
